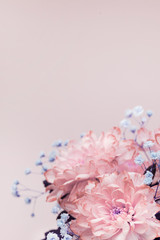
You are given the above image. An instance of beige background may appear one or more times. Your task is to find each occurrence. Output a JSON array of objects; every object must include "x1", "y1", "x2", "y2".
[{"x1": 1, "y1": 0, "x2": 160, "y2": 239}]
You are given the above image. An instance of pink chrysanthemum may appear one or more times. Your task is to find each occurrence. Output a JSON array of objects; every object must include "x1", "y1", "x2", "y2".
[
  {"x1": 45, "y1": 128, "x2": 120, "y2": 202},
  {"x1": 70, "y1": 172, "x2": 160, "y2": 240}
]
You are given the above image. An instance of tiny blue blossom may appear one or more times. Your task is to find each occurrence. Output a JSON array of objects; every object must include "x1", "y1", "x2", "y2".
[
  {"x1": 145, "y1": 171, "x2": 153, "y2": 178},
  {"x1": 51, "y1": 206, "x2": 59, "y2": 214},
  {"x1": 31, "y1": 213, "x2": 35, "y2": 217},
  {"x1": 40, "y1": 151, "x2": 45, "y2": 158},
  {"x1": 61, "y1": 213, "x2": 69, "y2": 222},
  {"x1": 11, "y1": 182, "x2": 20, "y2": 197},
  {"x1": 134, "y1": 154, "x2": 144, "y2": 165},
  {"x1": 80, "y1": 132, "x2": 86, "y2": 138},
  {"x1": 42, "y1": 165, "x2": 48, "y2": 173},
  {"x1": 150, "y1": 151, "x2": 158, "y2": 160},
  {"x1": 64, "y1": 140, "x2": 69, "y2": 146},
  {"x1": 52, "y1": 140, "x2": 62, "y2": 147},
  {"x1": 141, "y1": 117, "x2": 147, "y2": 124},
  {"x1": 12, "y1": 184, "x2": 17, "y2": 191},
  {"x1": 130, "y1": 125, "x2": 137, "y2": 133},
  {"x1": 35, "y1": 159, "x2": 43, "y2": 166},
  {"x1": 12, "y1": 189, "x2": 20, "y2": 197},
  {"x1": 49, "y1": 151, "x2": 56, "y2": 162},
  {"x1": 125, "y1": 109, "x2": 133, "y2": 118},
  {"x1": 25, "y1": 168, "x2": 31, "y2": 175},
  {"x1": 47, "y1": 232, "x2": 60, "y2": 240},
  {"x1": 14, "y1": 180, "x2": 19, "y2": 185},
  {"x1": 62, "y1": 234, "x2": 72, "y2": 240},
  {"x1": 147, "y1": 110, "x2": 153, "y2": 117},
  {"x1": 144, "y1": 171, "x2": 153, "y2": 185},
  {"x1": 133, "y1": 106, "x2": 144, "y2": 117},
  {"x1": 52, "y1": 203, "x2": 61, "y2": 214},
  {"x1": 25, "y1": 197, "x2": 31, "y2": 204},
  {"x1": 60, "y1": 225, "x2": 68, "y2": 236},
  {"x1": 143, "y1": 141, "x2": 154, "y2": 148},
  {"x1": 57, "y1": 219, "x2": 65, "y2": 228},
  {"x1": 120, "y1": 119, "x2": 131, "y2": 128},
  {"x1": 144, "y1": 177, "x2": 152, "y2": 185}
]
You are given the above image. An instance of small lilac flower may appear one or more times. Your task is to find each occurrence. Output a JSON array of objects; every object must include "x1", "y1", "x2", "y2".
[
  {"x1": 11, "y1": 184, "x2": 17, "y2": 191},
  {"x1": 60, "y1": 213, "x2": 69, "y2": 222},
  {"x1": 134, "y1": 154, "x2": 144, "y2": 166},
  {"x1": 120, "y1": 119, "x2": 131, "y2": 128},
  {"x1": 35, "y1": 159, "x2": 43, "y2": 166},
  {"x1": 147, "y1": 110, "x2": 153, "y2": 117},
  {"x1": 52, "y1": 203, "x2": 61, "y2": 214},
  {"x1": 47, "y1": 232, "x2": 60, "y2": 240},
  {"x1": 25, "y1": 197, "x2": 31, "y2": 204},
  {"x1": 25, "y1": 168, "x2": 31, "y2": 175},
  {"x1": 144, "y1": 177, "x2": 152, "y2": 185},
  {"x1": 49, "y1": 151, "x2": 56, "y2": 162},
  {"x1": 80, "y1": 132, "x2": 86, "y2": 138},
  {"x1": 40, "y1": 151, "x2": 45, "y2": 158},
  {"x1": 133, "y1": 106, "x2": 144, "y2": 117},
  {"x1": 141, "y1": 117, "x2": 147, "y2": 124},
  {"x1": 41, "y1": 165, "x2": 48, "y2": 173},
  {"x1": 130, "y1": 125, "x2": 137, "y2": 133},
  {"x1": 143, "y1": 141, "x2": 154, "y2": 148},
  {"x1": 57, "y1": 219, "x2": 65, "y2": 228},
  {"x1": 12, "y1": 189, "x2": 20, "y2": 197},
  {"x1": 125, "y1": 109, "x2": 133, "y2": 118},
  {"x1": 145, "y1": 171, "x2": 153, "y2": 178},
  {"x1": 144, "y1": 171, "x2": 153, "y2": 185},
  {"x1": 150, "y1": 151, "x2": 158, "y2": 160},
  {"x1": 60, "y1": 225, "x2": 68, "y2": 236},
  {"x1": 11, "y1": 182, "x2": 20, "y2": 197},
  {"x1": 13, "y1": 180, "x2": 19, "y2": 185},
  {"x1": 64, "y1": 140, "x2": 69, "y2": 146},
  {"x1": 62, "y1": 234, "x2": 72, "y2": 240},
  {"x1": 31, "y1": 213, "x2": 35, "y2": 217},
  {"x1": 52, "y1": 140, "x2": 62, "y2": 147},
  {"x1": 51, "y1": 206, "x2": 59, "y2": 214}
]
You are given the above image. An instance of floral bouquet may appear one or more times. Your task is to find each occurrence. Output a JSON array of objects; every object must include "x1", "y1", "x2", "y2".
[{"x1": 12, "y1": 106, "x2": 160, "y2": 240}]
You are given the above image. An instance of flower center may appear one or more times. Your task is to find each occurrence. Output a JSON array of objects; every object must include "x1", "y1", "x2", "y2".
[{"x1": 112, "y1": 207, "x2": 121, "y2": 215}]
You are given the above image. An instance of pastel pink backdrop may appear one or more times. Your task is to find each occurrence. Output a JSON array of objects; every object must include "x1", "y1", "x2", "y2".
[{"x1": 1, "y1": 1, "x2": 160, "y2": 239}]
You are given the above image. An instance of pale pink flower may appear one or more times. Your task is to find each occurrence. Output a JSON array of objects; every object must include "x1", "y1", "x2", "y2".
[
  {"x1": 70, "y1": 172, "x2": 160, "y2": 240},
  {"x1": 116, "y1": 139, "x2": 142, "y2": 173},
  {"x1": 45, "y1": 128, "x2": 121, "y2": 202}
]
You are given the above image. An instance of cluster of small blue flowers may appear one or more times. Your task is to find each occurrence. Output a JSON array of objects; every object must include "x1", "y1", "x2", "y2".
[
  {"x1": 34, "y1": 139, "x2": 70, "y2": 174},
  {"x1": 11, "y1": 177, "x2": 45, "y2": 217},
  {"x1": 56, "y1": 213, "x2": 71, "y2": 239},
  {"x1": 46, "y1": 213, "x2": 79, "y2": 240},
  {"x1": 11, "y1": 138, "x2": 71, "y2": 217},
  {"x1": 11, "y1": 180, "x2": 20, "y2": 197},
  {"x1": 120, "y1": 105, "x2": 153, "y2": 136}
]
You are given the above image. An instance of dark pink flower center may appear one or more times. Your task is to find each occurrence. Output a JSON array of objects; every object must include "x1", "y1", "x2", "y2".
[{"x1": 112, "y1": 207, "x2": 121, "y2": 215}]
